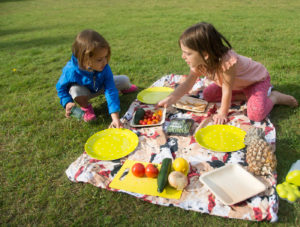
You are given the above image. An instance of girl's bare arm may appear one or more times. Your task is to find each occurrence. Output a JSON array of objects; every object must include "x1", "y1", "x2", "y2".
[{"x1": 158, "y1": 72, "x2": 198, "y2": 107}]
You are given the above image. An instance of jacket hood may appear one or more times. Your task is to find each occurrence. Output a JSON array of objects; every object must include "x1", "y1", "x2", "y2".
[{"x1": 71, "y1": 54, "x2": 94, "y2": 77}]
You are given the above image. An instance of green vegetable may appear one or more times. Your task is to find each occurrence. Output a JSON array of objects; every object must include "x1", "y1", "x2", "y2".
[
  {"x1": 157, "y1": 158, "x2": 172, "y2": 193},
  {"x1": 133, "y1": 108, "x2": 145, "y2": 124}
]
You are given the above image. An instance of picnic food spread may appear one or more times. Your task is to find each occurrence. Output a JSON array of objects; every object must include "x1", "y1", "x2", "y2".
[
  {"x1": 85, "y1": 88, "x2": 272, "y2": 201},
  {"x1": 67, "y1": 74, "x2": 281, "y2": 222}
]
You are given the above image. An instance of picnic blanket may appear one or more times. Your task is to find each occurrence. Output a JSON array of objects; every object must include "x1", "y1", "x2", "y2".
[{"x1": 66, "y1": 74, "x2": 278, "y2": 222}]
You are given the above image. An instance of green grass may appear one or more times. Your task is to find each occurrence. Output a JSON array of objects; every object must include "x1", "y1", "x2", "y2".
[{"x1": 1, "y1": 0, "x2": 299, "y2": 226}]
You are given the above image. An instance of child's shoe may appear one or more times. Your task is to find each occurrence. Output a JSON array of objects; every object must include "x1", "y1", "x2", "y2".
[
  {"x1": 121, "y1": 84, "x2": 138, "y2": 94},
  {"x1": 81, "y1": 104, "x2": 96, "y2": 122}
]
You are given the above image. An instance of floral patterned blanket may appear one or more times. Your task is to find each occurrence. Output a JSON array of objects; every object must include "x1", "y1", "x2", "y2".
[{"x1": 66, "y1": 74, "x2": 278, "y2": 222}]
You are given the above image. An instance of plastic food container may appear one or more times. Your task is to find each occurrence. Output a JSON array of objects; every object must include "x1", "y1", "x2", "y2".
[
  {"x1": 166, "y1": 118, "x2": 194, "y2": 136},
  {"x1": 130, "y1": 107, "x2": 166, "y2": 127}
]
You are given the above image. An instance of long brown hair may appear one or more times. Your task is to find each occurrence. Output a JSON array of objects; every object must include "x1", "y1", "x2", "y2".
[
  {"x1": 179, "y1": 22, "x2": 231, "y2": 79},
  {"x1": 72, "y1": 29, "x2": 111, "y2": 70}
]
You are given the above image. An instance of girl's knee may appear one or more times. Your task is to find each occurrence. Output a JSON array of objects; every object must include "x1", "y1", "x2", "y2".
[
  {"x1": 247, "y1": 108, "x2": 267, "y2": 122},
  {"x1": 114, "y1": 75, "x2": 130, "y2": 90},
  {"x1": 203, "y1": 86, "x2": 222, "y2": 102}
]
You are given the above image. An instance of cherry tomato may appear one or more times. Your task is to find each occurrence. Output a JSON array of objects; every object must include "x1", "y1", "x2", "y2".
[
  {"x1": 145, "y1": 164, "x2": 159, "y2": 178},
  {"x1": 139, "y1": 120, "x2": 143, "y2": 124},
  {"x1": 131, "y1": 163, "x2": 145, "y2": 177}
]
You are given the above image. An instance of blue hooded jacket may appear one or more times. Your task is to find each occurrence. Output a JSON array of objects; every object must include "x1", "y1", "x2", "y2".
[{"x1": 56, "y1": 55, "x2": 120, "y2": 114}]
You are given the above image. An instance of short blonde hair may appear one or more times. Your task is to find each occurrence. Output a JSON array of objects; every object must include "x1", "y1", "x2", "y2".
[{"x1": 72, "y1": 29, "x2": 111, "y2": 69}]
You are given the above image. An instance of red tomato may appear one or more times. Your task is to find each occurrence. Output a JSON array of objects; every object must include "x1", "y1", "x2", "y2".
[
  {"x1": 131, "y1": 163, "x2": 145, "y2": 177},
  {"x1": 145, "y1": 164, "x2": 159, "y2": 178}
]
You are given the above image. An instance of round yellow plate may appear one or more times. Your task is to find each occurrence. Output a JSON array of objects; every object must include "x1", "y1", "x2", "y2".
[
  {"x1": 195, "y1": 125, "x2": 246, "y2": 152},
  {"x1": 85, "y1": 128, "x2": 139, "y2": 160},
  {"x1": 137, "y1": 87, "x2": 174, "y2": 104}
]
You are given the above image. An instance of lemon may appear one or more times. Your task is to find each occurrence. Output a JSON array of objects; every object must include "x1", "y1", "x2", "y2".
[
  {"x1": 173, "y1": 158, "x2": 189, "y2": 174},
  {"x1": 287, "y1": 193, "x2": 297, "y2": 202}
]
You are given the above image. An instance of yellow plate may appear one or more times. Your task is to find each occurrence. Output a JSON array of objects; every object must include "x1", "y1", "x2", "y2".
[
  {"x1": 195, "y1": 125, "x2": 246, "y2": 152},
  {"x1": 85, "y1": 128, "x2": 139, "y2": 160},
  {"x1": 137, "y1": 87, "x2": 174, "y2": 104}
]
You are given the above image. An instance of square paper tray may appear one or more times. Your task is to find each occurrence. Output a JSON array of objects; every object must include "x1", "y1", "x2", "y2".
[
  {"x1": 173, "y1": 95, "x2": 208, "y2": 113},
  {"x1": 199, "y1": 164, "x2": 267, "y2": 205},
  {"x1": 130, "y1": 107, "x2": 166, "y2": 127}
]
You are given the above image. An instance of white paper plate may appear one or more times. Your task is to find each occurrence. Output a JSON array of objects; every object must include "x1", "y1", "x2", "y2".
[{"x1": 199, "y1": 164, "x2": 266, "y2": 205}]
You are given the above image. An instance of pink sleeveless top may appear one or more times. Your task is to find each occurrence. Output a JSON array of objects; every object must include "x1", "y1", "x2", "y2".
[{"x1": 198, "y1": 50, "x2": 269, "y2": 90}]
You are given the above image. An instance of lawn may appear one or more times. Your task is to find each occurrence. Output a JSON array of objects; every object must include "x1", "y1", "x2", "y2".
[{"x1": 1, "y1": 0, "x2": 299, "y2": 226}]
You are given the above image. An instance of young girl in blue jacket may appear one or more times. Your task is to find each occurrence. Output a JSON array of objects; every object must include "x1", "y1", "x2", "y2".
[{"x1": 56, "y1": 29, "x2": 137, "y2": 127}]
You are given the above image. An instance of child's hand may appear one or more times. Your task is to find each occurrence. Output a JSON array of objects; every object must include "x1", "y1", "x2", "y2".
[
  {"x1": 109, "y1": 119, "x2": 123, "y2": 128},
  {"x1": 213, "y1": 113, "x2": 228, "y2": 125},
  {"x1": 157, "y1": 96, "x2": 176, "y2": 108},
  {"x1": 109, "y1": 112, "x2": 123, "y2": 128},
  {"x1": 65, "y1": 102, "x2": 76, "y2": 118}
]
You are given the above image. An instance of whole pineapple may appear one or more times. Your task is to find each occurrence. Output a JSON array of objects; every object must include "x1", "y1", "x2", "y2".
[{"x1": 245, "y1": 127, "x2": 277, "y2": 176}]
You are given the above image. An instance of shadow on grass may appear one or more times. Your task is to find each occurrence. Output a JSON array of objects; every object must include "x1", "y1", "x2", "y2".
[
  {"x1": 93, "y1": 87, "x2": 146, "y2": 122},
  {"x1": 277, "y1": 198, "x2": 298, "y2": 224},
  {"x1": 269, "y1": 83, "x2": 300, "y2": 122},
  {"x1": 0, "y1": 25, "x2": 73, "y2": 37},
  {"x1": 272, "y1": 83, "x2": 300, "y2": 98},
  {"x1": 0, "y1": 0, "x2": 29, "y2": 3},
  {"x1": 0, "y1": 35, "x2": 73, "y2": 51}
]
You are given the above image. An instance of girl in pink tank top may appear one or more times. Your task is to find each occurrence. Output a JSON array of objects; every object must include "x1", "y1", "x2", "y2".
[{"x1": 158, "y1": 22, "x2": 298, "y2": 123}]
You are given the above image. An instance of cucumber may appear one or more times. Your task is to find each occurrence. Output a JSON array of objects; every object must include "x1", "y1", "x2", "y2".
[
  {"x1": 157, "y1": 158, "x2": 172, "y2": 193},
  {"x1": 133, "y1": 108, "x2": 145, "y2": 124}
]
